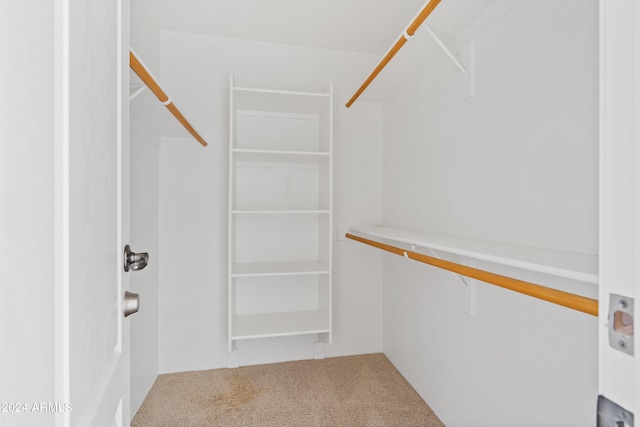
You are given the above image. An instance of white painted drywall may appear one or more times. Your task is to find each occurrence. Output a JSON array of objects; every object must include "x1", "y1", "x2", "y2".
[
  {"x1": 377, "y1": 0, "x2": 599, "y2": 425},
  {"x1": 130, "y1": 0, "x2": 427, "y2": 55},
  {"x1": 129, "y1": 93, "x2": 162, "y2": 414},
  {"x1": 158, "y1": 137, "x2": 222, "y2": 372},
  {"x1": 0, "y1": 2, "x2": 56, "y2": 426},
  {"x1": 144, "y1": 32, "x2": 384, "y2": 372}
]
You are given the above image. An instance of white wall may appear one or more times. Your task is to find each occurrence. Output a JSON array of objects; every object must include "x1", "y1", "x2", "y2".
[
  {"x1": 129, "y1": 93, "x2": 161, "y2": 413},
  {"x1": 0, "y1": 1, "x2": 56, "y2": 426},
  {"x1": 130, "y1": 0, "x2": 426, "y2": 56},
  {"x1": 158, "y1": 136, "x2": 222, "y2": 372},
  {"x1": 377, "y1": 1, "x2": 599, "y2": 425},
  {"x1": 141, "y1": 32, "x2": 385, "y2": 372},
  {"x1": 383, "y1": 2, "x2": 598, "y2": 253},
  {"x1": 129, "y1": 2, "x2": 601, "y2": 424}
]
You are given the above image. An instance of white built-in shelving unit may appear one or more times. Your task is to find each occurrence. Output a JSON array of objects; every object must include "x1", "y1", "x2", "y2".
[{"x1": 228, "y1": 75, "x2": 333, "y2": 354}]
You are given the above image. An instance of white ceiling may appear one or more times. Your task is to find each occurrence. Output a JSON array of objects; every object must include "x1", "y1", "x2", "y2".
[{"x1": 132, "y1": 0, "x2": 498, "y2": 55}]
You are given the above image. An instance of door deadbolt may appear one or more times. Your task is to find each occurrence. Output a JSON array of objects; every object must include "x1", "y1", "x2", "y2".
[
  {"x1": 124, "y1": 291, "x2": 140, "y2": 317},
  {"x1": 123, "y1": 245, "x2": 149, "y2": 272}
]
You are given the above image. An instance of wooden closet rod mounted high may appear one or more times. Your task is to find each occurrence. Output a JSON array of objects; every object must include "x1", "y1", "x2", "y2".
[
  {"x1": 129, "y1": 50, "x2": 208, "y2": 147},
  {"x1": 346, "y1": 233, "x2": 599, "y2": 317},
  {"x1": 346, "y1": 0, "x2": 442, "y2": 108}
]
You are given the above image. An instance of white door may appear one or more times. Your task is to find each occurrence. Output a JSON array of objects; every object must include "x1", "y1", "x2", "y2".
[
  {"x1": 56, "y1": 0, "x2": 131, "y2": 425},
  {"x1": 598, "y1": 0, "x2": 638, "y2": 422}
]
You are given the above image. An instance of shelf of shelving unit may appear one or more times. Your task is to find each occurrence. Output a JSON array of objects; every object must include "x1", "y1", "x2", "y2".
[
  {"x1": 232, "y1": 148, "x2": 330, "y2": 162},
  {"x1": 348, "y1": 226, "x2": 598, "y2": 284},
  {"x1": 232, "y1": 210, "x2": 330, "y2": 214},
  {"x1": 231, "y1": 310, "x2": 331, "y2": 341},
  {"x1": 234, "y1": 86, "x2": 331, "y2": 96},
  {"x1": 228, "y1": 75, "x2": 333, "y2": 353},
  {"x1": 233, "y1": 148, "x2": 331, "y2": 161},
  {"x1": 231, "y1": 261, "x2": 331, "y2": 278}
]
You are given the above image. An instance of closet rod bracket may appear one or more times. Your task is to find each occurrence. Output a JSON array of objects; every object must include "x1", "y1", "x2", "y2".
[
  {"x1": 406, "y1": 243, "x2": 476, "y2": 314},
  {"x1": 425, "y1": 247, "x2": 470, "y2": 287},
  {"x1": 129, "y1": 84, "x2": 146, "y2": 102},
  {"x1": 423, "y1": 25, "x2": 475, "y2": 101},
  {"x1": 423, "y1": 25, "x2": 466, "y2": 74}
]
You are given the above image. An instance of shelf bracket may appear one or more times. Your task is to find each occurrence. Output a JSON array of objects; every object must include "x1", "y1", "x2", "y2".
[
  {"x1": 412, "y1": 244, "x2": 476, "y2": 315},
  {"x1": 423, "y1": 25, "x2": 475, "y2": 101},
  {"x1": 423, "y1": 25, "x2": 466, "y2": 74},
  {"x1": 423, "y1": 246, "x2": 470, "y2": 287},
  {"x1": 129, "y1": 84, "x2": 146, "y2": 102}
]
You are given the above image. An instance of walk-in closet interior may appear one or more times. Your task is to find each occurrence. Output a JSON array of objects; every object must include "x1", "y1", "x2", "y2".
[{"x1": 129, "y1": 0, "x2": 599, "y2": 424}]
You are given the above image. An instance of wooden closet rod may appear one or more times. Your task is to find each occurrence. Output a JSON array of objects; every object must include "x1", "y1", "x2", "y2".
[
  {"x1": 346, "y1": 233, "x2": 598, "y2": 317},
  {"x1": 346, "y1": 0, "x2": 442, "y2": 108},
  {"x1": 129, "y1": 51, "x2": 208, "y2": 147}
]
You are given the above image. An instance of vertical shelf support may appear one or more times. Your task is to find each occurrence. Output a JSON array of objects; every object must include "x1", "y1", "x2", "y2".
[{"x1": 227, "y1": 345, "x2": 240, "y2": 369}]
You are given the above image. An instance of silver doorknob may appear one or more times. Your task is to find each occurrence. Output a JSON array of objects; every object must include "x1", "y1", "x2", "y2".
[
  {"x1": 124, "y1": 291, "x2": 140, "y2": 317},
  {"x1": 123, "y1": 245, "x2": 149, "y2": 272}
]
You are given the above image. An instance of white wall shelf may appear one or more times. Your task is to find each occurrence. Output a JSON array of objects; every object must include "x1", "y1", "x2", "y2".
[
  {"x1": 349, "y1": 226, "x2": 598, "y2": 284},
  {"x1": 228, "y1": 75, "x2": 333, "y2": 355}
]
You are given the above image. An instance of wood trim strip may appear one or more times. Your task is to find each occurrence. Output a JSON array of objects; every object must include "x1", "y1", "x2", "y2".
[
  {"x1": 129, "y1": 51, "x2": 208, "y2": 147},
  {"x1": 345, "y1": 0, "x2": 442, "y2": 108},
  {"x1": 346, "y1": 233, "x2": 598, "y2": 316}
]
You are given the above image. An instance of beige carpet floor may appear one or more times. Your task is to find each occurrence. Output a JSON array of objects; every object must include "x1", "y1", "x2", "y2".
[{"x1": 132, "y1": 353, "x2": 445, "y2": 426}]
